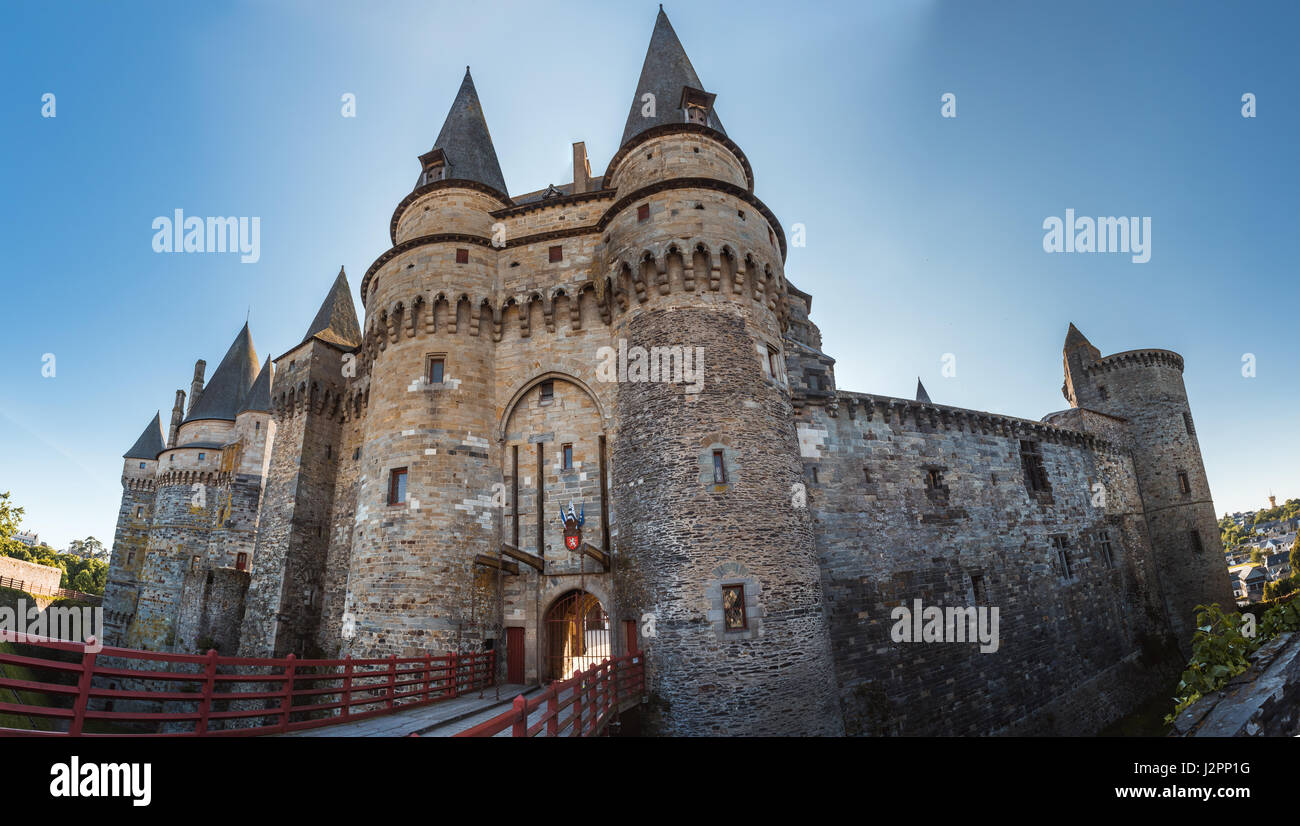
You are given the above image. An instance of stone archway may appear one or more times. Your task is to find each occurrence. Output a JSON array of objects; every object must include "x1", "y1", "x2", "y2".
[{"x1": 543, "y1": 589, "x2": 610, "y2": 682}]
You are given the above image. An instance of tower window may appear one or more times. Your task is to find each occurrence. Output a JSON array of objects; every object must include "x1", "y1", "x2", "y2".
[
  {"x1": 127, "y1": 551, "x2": 135, "y2": 565},
  {"x1": 1053, "y1": 535, "x2": 1073, "y2": 579},
  {"x1": 139, "y1": 462, "x2": 146, "y2": 469},
  {"x1": 539, "y1": 380, "x2": 554, "y2": 403},
  {"x1": 1020, "y1": 440, "x2": 1051, "y2": 493},
  {"x1": 766, "y1": 346, "x2": 780, "y2": 380},
  {"x1": 549, "y1": 246, "x2": 563, "y2": 263},
  {"x1": 863, "y1": 468, "x2": 871, "y2": 484},
  {"x1": 456, "y1": 248, "x2": 469, "y2": 264},
  {"x1": 637, "y1": 204, "x2": 649, "y2": 222},
  {"x1": 388, "y1": 467, "x2": 408, "y2": 506},
  {"x1": 1183, "y1": 411, "x2": 1195, "y2": 435},
  {"x1": 135, "y1": 506, "x2": 143, "y2": 518},
  {"x1": 807, "y1": 465, "x2": 819, "y2": 484},
  {"x1": 562, "y1": 443, "x2": 573, "y2": 470},
  {"x1": 737, "y1": 210, "x2": 746, "y2": 220},
  {"x1": 353, "y1": 447, "x2": 361, "y2": 461},
  {"x1": 236, "y1": 552, "x2": 248, "y2": 571},
  {"x1": 427, "y1": 356, "x2": 445, "y2": 384},
  {"x1": 970, "y1": 574, "x2": 988, "y2": 605},
  {"x1": 1098, "y1": 385, "x2": 1109, "y2": 401},
  {"x1": 722, "y1": 584, "x2": 746, "y2": 630},
  {"x1": 713, "y1": 450, "x2": 727, "y2": 484},
  {"x1": 1098, "y1": 530, "x2": 1115, "y2": 567},
  {"x1": 197, "y1": 453, "x2": 205, "y2": 460},
  {"x1": 1189, "y1": 530, "x2": 1204, "y2": 554},
  {"x1": 1178, "y1": 471, "x2": 1191, "y2": 494},
  {"x1": 925, "y1": 468, "x2": 944, "y2": 490}
]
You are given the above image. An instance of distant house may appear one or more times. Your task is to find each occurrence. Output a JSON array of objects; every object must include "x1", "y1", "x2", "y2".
[
  {"x1": 1263, "y1": 551, "x2": 1292, "y2": 583},
  {"x1": 1235, "y1": 565, "x2": 1267, "y2": 602},
  {"x1": 12, "y1": 531, "x2": 40, "y2": 547}
]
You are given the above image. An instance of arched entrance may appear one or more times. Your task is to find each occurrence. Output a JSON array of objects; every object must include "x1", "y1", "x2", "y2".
[{"x1": 544, "y1": 590, "x2": 610, "y2": 682}]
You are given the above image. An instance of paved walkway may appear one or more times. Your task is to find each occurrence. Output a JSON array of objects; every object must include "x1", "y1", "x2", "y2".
[
  {"x1": 279, "y1": 684, "x2": 532, "y2": 737},
  {"x1": 422, "y1": 685, "x2": 568, "y2": 737}
]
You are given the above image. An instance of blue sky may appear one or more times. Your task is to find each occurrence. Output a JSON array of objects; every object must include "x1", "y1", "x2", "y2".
[{"x1": 0, "y1": 0, "x2": 1295, "y2": 550}]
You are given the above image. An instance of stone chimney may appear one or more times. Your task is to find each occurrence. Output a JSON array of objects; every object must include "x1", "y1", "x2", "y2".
[
  {"x1": 187, "y1": 359, "x2": 206, "y2": 416},
  {"x1": 572, "y1": 141, "x2": 592, "y2": 195},
  {"x1": 168, "y1": 389, "x2": 186, "y2": 448}
]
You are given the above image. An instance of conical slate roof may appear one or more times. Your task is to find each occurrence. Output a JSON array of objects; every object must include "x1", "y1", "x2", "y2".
[
  {"x1": 301, "y1": 267, "x2": 362, "y2": 350},
  {"x1": 419, "y1": 68, "x2": 508, "y2": 195},
  {"x1": 238, "y1": 357, "x2": 273, "y2": 414},
  {"x1": 915, "y1": 379, "x2": 931, "y2": 404},
  {"x1": 124, "y1": 412, "x2": 166, "y2": 460},
  {"x1": 184, "y1": 323, "x2": 260, "y2": 423},
  {"x1": 620, "y1": 8, "x2": 724, "y2": 147}
]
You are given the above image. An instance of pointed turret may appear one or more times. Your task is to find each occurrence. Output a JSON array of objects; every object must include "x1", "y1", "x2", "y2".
[
  {"x1": 414, "y1": 68, "x2": 508, "y2": 196},
  {"x1": 124, "y1": 412, "x2": 166, "y2": 460},
  {"x1": 238, "y1": 357, "x2": 274, "y2": 414},
  {"x1": 915, "y1": 378, "x2": 931, "y2": 404},
  {"x1": 301, "y1": 267, "x2": 362, "y2": 350},
  {"x1": 1063, "y1": 322, "x2": 1100, "y2": 362},
  {"x1": 184, "y1": 323, "x2": 260, "y2": 423},
  {"x1": 621, "y1": 7, "x2": 724, "y2": 147}
]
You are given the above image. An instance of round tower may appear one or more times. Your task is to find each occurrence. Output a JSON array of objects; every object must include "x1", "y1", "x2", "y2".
[
  {"x1": 605, "y1": 10, "x2": 841, "y2": 735},
  {"x1": 346, "y1": 69, "x2": 508, "y2": 658},
  {"x1": 1063, "y1": 326, "x2": 1235, "y2": 647}
]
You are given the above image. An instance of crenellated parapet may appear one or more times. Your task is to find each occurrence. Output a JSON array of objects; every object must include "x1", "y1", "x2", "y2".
[{"x1": 1084, "y1": 348, "x2": 1184, "y2": 376}]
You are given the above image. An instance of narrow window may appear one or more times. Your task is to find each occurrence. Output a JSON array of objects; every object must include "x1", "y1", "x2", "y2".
[
  {"x1": 1098, "y1": 385, "x2": 1109, "y2": 401},
  {"x1": 1098, "y1": 530, "x2": 1114, "y2": 567},
  {"x1": 637, "y1": 204, "x2": 649, "y2": 222},
  {"x1": 139, "y1": 462, "x2": 146, "y2": 469},
  {"x1": 127, "y1": 551, "x2": 135, "y2": 565},
  {"x1": 1183, "y1": 411, "x2": 1195, "y2": 435},
  {"x1": 970, "y1": 574, "x2": 988, "y2": 605},
  {"x1": 135, "y1": 506, "x2": 143, "y2": 518},
  {"x1": 767, "y1": 346, "x2": 779, "y2": 380},
  {"x1": 562, "y1": 443, "x2": 573, "y2": 470},
  {"x1": 427, "y1": 356, "x2": 445, "y2": 384},
  {"x1": 255, "y1": 421, "x2": 260, "y2": 431},
  {"x1": 807, "y1": 374, "x2": 820, "y2": 392},
  {"x1": 863, "y1": 468, "x2": 871, "y2": 485},
  {"x1": 807, "y1": 465, "x2": 819, "y2": 484},
  {"x1": 737, "y1": 209, "x2": 746, "y2": 220},
  {"x1": 1021, "y1": 440, "x2": 1050, "y2": 493},
  {"x1": 925, "y1": 468, "x2": 944, "y2": 490},
  {"x1": 1178, "y1": 471, "x2": 1191, "y2": 494},
  {"x1": 1053, "y1": 535, "x2": 1073, "y2": 578},
  {"x1": 455, "y1": 248, "x2": 469, "y2": 264},
  {"x1": 549, "y1": 245, "x2": 563, "y2": 263},
  {"x1": 236, "y1": 552, "x2": 248, "y2": 571},
  {"x1": 539, "y1": 380, "x2": 554, "y2": 403},
  {"x1": 191, "y1": 555, "x2": 200, "y2": 572},
  {"x1": 197, "y1": 452, "x2": 205, "y2": 460},
  {"x1": 713, "y1": 450, "x2": 727, "y2": 484},
  {"x1": 722, "y1": 584, "x2": 746, "y2": 630},
  {"x1": 1190, "y1": 531, "x2": 1204, "y2": 554},
  {"x1": 388, "y1": 467, "x2": 408, "y2": 505},
  {"x1": 325, "y1": 444, "x2": 331, "y2": 459},
  {"x1": 353, "y1": 447, "x2": 361, "y2": 461}
]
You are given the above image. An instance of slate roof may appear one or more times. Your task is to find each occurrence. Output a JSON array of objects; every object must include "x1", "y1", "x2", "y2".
[
  {"x1": 916, "y1": 379, "x2": 931, "y2": 404},
  {"x1": 300, "y1": 267, "x2": 362, "y2": 350},
  {"x1": 238, "y1": 357, "x2": 273, "y2": 414},
  {"x1": 123, "y1": 412, "x2": 165, "y2": 460},
  {"x1": 184, "y1": 323, "x2": 260, "y2": 423},
  {"x1": 419, "y1": 68, "x2": 508, "y2": 196},
  {"x1": 620, "y1": 8, "x2": 724, "y2": 147}
]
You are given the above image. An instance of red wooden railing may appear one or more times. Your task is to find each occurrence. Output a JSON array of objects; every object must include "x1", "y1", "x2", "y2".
[
  {"x1": 455, "y1": 653, "x2": 644, "y2": 737},
  {"x1": 0, "y1": 631, "x2": 493, "y2": 736},
  {"x1": 0, "y1": 575, "x2": 102, "y2": 605}
]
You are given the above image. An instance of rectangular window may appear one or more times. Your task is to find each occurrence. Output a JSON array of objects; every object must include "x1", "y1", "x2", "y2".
[
  {"x1": 807, "y1": 465, "x2": 818, "y2": 484},
  {"x1": 637, "y1": 204, "x2": 649, "y2": 222},
  {"x1": 970, "y1": 574, "x2": 988, "y2": 605},
  {"x1": 127, "y1": 551, "x2": 135, "y2": 565},
  {"x1": 925, "y1": 468, "x2": 944, "y2": 490},
  {"x1": 713, "y1": 450, "x2": 727, "y2": 484},
  {"x1": 807, "y1": 374, "x2": 820, "y2": 392},
  {"x1": 455, "y1": 248, "x2": 469, "y2": 264},
  {"x1": 549, "y1": 245, "x2": 563, "y2": 263},
  {"x1": 191, "y1": 555, "x2": 200, "y2": 572},
  {"x1": 1183, "y1": 411, "x2": 1195, "y2": 435},
  {"x1": 1053, "y1": 535, "x2": 1073, "y2": 578},
  {"x1": 236, "y1": 552, "x2": 248, "y2": 571},
  {"x1": 863, "y1": 468, "x2": 871, "y2": 485},
  {"x1": 388, "y1": 467, "x2": 408, "y2": 505},
  {"x1": 722, "y1": 584, "x2": 746, "y2": 630},
  {"x1": 562, "y1": 443, "x2": 573, "y2": 470},
  {"x1": 1098, "y1": 385, "x2": 1109, "y2": 401},
  {"x1": 353, "y1": 447, "x2": 361, "y2": 461},
  {"x1": 1190, "y1": 531, "x2": 1204, "y2": 554},
  {"x1": 427, "y1": 356, "x2": 445, "y2": 384},
  {"x1": 1098, "y1": 530, "x2": 1114, "y2": 567},
  {"x1": 135, "y1": 506, "x2": 143, "y2": 518},
  {"x1": 197, "y1": 453, "x2": 205, "y2": 460},
  {"x1": 539, "y1": 380, "x2": 554, "y2": 402},
  {"x1": 1021, "y1": 440, "x2": 1050, "y2": 493},
  {"x1": 767, "y1": 346, "x2": 780, "y2": 380},
  {"x1": 139, "y1": 462, "x2": 146, "y2": 469},
  {"x1": 1178, "y1": 471, "x2": 1191, "y2": 494}
]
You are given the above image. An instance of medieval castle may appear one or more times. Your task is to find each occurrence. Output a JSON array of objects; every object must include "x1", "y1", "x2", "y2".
[{"x1": 103, "y1": 9, "x2": 1234, "y2": 735}]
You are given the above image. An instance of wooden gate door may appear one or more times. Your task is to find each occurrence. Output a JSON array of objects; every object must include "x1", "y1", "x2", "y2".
[{"x1": 506, "y1": 626, "x2": 525, "y2": 684}]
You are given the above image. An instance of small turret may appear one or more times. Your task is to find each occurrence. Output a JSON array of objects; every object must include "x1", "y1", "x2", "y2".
[
  {"x1": 620, "y1": 7, "x2": 724, "y2": 146},
  {"x1": 413, "y1": 68, "x2": 508, "y2": 197},
  {"x1": 186, "y1": 360, "x2": 206, "y2": 417},
  {"x1": 915, "y1": 378, "x2": 931, "y2": 404},
  {"x1": 167, "y1": 390, "x2": 185, "y2": 448},
  {"x1": 124, "y1": 412, "x2": 166, "y2": 460}
]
